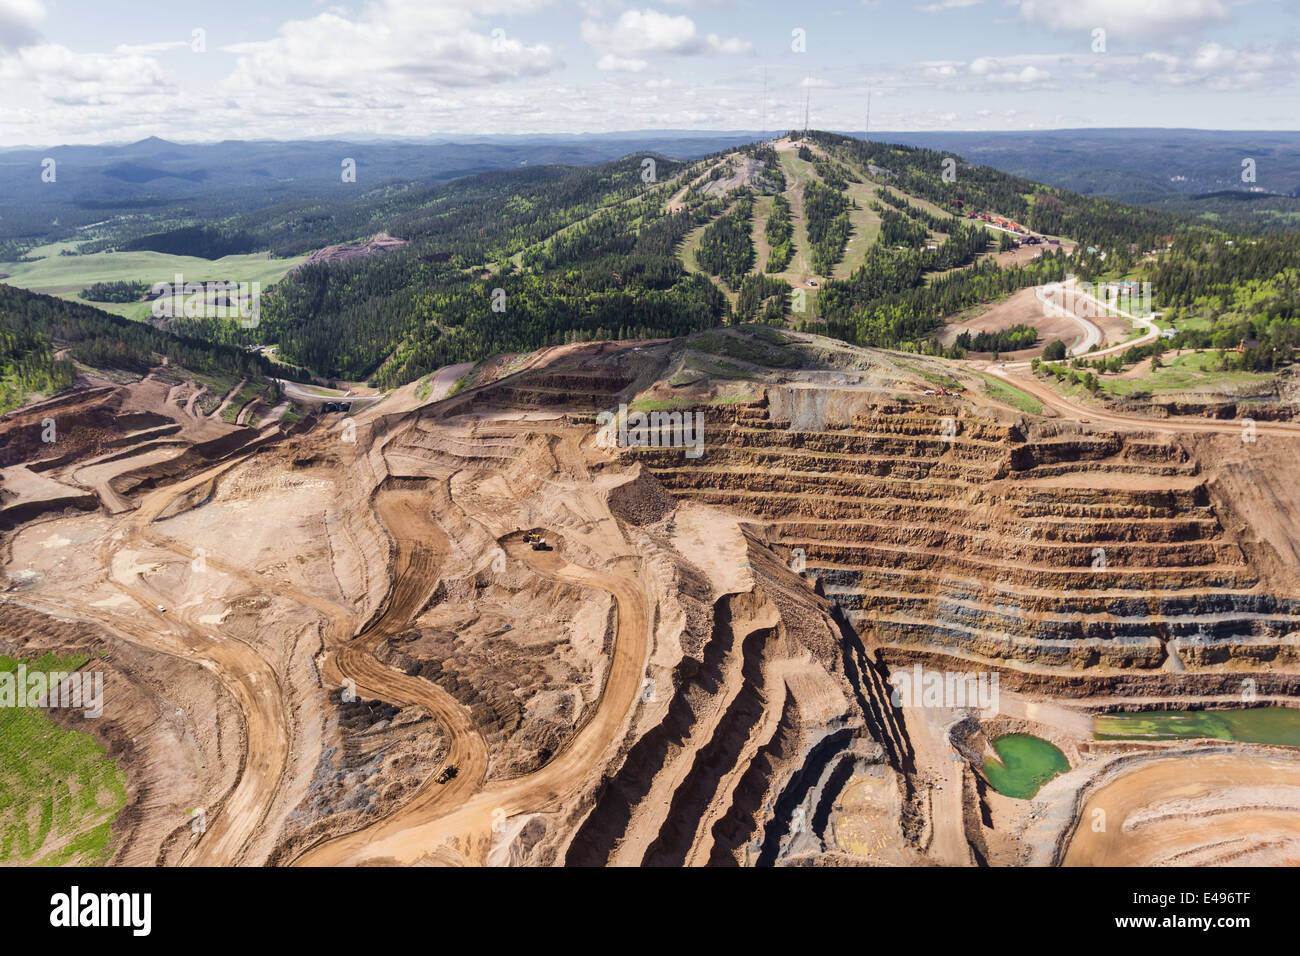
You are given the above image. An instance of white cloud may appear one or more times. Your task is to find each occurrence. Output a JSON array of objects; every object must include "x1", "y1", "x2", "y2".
[
  {"x1": 917, "y1": 0, "x2": 981, "y2": 13},
  {"x1": 1012, "y1": 0, "x2": 1232, "y2": 37},
  {"x1": 0, "y1": 43, "x2": 168, "y2": 99},
  {"x1": 0, "y1": 0, "x2": 571, "y2": 143},
  {"x1": 923, "y1": 61, "x2": 960, "y2": 77},
  {"x1": 967, "y1": 56, "x2": 1052, "y2": 83},
  {"x1": 0, "y1": 0, "x2": 44, "y2": 51},
  {"x1": 113, "y1": 40, "x2": 189, "y2": 56},
  {"x1": 580, "y1": 8, "x2": 751, "y2": 57},
  {"x1": 1140, "y1": 41, "x2": 1288, "y2": 89},
  {"x1": 221, "y1": 0, "x2": 559, "y2": 95},
  {"x1": 596, "y1": 53, "x2": 649, "y2": 71}
]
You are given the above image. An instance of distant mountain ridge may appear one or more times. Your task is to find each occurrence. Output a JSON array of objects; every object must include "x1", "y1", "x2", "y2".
[
  {"x1": 856, "y1": 128, "x2": 1300, "y2": 202},
  {"x1": 0, "y1": 132, "x2": 777, "y2": 207}
]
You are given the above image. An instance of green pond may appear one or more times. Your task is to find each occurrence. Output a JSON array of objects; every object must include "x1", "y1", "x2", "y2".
[
  {"x1": 982, "y1": 734, "x2": 1070, "y2": 799},
  {"x1": 1094, "y1": 707, "x2": 1300, "y2": 747}
]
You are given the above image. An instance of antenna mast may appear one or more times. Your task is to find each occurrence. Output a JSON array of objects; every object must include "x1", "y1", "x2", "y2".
[{"x1": 802, "y1": 73, "x2": 811, "y2": 138}]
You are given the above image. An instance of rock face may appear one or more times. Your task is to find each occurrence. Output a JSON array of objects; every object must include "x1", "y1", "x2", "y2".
[
  {"x1": 6, "y1": 333, "x2": 1300, "y2": 868},
  {"x1": 631, "y1": 389, "x2": 1300, "y2": 693}
]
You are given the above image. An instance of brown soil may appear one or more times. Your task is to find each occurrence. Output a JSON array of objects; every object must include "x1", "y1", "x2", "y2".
[{"x1": 4, "y1": 327, "x2": 1299, "y2": 868}]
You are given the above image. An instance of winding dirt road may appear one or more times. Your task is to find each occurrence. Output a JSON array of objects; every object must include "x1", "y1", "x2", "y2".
[
  {"x1": 985, "y1": 365, "x2": 1300, "y2": 439},
  {"x1": 984, "y1": 279, "x2": 1299, "y2": 440},
  {"x1": 290, "y1": 489, "x2": 490, "y2": 866},
  {"x1": 297, "y1": 534, "x2": 650, "y2": 866},
  {"x1": 79, "y1": 456, "x2": 294, "y2": 865}
]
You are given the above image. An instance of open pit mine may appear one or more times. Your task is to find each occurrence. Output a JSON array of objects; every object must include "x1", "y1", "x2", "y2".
[{"x1": 4, "y1": 327, "x2": 1300, "y2": 867}]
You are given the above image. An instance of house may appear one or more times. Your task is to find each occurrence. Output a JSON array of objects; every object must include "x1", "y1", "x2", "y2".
[
  {"x1": 1237, "y1": 338, "x2": 1260, "y2": 354},
  {"x1": 1161, "y1": 328, "x2": 1178, "y2": 340}
]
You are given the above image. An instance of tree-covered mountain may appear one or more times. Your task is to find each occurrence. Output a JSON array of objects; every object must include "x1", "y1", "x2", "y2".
[
  {"x1": 7, "y1": 129, "x2": 1298, "y2": 405},
  {"x1": 0, "y1": 283, "x2": 290, "y2": 413}
]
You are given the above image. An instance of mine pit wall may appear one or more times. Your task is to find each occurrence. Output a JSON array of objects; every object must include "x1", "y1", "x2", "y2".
[
  {"x1": 104, "y1": 424, "x2": 281, "y2": 508},
  {"x1": 453, "y1": 366, "x2": 641, "y2": 418},
  {"x1": 0, "y1": 490, "x2": 100, "y2": 530},
  {"x1": 0, "y1": 602, "x2": 238, "y2": 867},
  {"x1": 551, "y1": 480, "x2": 911, "y2": 866},
  {"x1": 626, "y1": 388, "x2": 1300, "y2": 693},
  {"x1": 1040, "y1": 739, "x2": 1300, "y2": 868},
  {"x1": 561, "y1": 587, "x2": 763, "y2": 867},
  {"x1": 548, "y1": 531, "x2": 718, "y2": 867},
  {"x1": 325, "y1": 412, "x2": 416, "y2": 627}
]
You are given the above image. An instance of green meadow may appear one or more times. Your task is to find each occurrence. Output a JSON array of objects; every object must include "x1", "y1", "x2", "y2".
[{"x1": 0, "y1": 249, "x2": 307, "y2": 320}]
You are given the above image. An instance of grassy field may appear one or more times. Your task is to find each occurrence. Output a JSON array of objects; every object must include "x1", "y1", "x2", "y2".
[
  {"x1": 912, "y1": 367, "x2": 965, "y2": 391},
  {"x1": 0, "y1": 249, "x2": 307, "y2": 320},
  {"x1": 0, "y1": 653, "x2": 126, "y2": 866},
  {"x1": 1101, "y1": 350, "x2": 1276, "y2": 397},
  {"x1": 689, "y1": 330, "x2": 799, "y2": 368},
  {"x1": 628, "y1": 396, "x2": 700, "y2": 412},
  {"x1": 751, "y1": 193, "x2": 776, "y2": 272},
  {"x1": 833, "y1": 180, "x2": 884, "y2": 280},
  {"x1": 678, "y1": 221, "x2": 711, "y2": 278},
  {"x1": 220, "y1": 381, "x2": 264, "y2": 423},
  {"x1": 772, "y1": 150, "x2": 818, "y2": 286},
  {"x1": 974, "y1": 371, "x2": 1044, "y2": 415},
  {"x1": 678, "y1": 198, "x2": 746, "y2": 308}
]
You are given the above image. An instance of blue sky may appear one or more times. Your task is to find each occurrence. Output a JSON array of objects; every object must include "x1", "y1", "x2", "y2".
[{"x1": 0, "y1": 0, "x2": 1297, "y2": 144}]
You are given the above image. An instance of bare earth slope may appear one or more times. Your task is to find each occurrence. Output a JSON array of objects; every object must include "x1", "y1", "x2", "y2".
[{"x1": 4, "y1": 328, "x2": 1300, "y2": 866}]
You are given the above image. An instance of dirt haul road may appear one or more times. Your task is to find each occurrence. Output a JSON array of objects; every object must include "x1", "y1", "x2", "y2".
[
  {"x1": 77, "y1": 442, "x2": 491, "y2": 867},
  {"x1": 985, "y1": 366, "x2": 1300, "y2": 440},
  {"x1": 983, "y1": 279, "x2": 1300, "y2": 439},
  {"x1": 1001, "y1": 277, "x2": 1160, "y2": 370},
  {"x1": 1033, "y1": 281, "x2": 1103, "y2": 355},
  {"x1": 104, "y1": 456, "x2": 291, "y2": 866},
  {"x1": 1064, "y1": 752, "x2": 1300, "y2": 866},
  {"x1": 297, "y1": 535, "x2": 650, "y2": 866},
  {"x1": 13, "y1": 441, "x2": 372, "y2": 866},
  {"x1": 291, "y1": 489, "x2": 490, "y2": 866}
]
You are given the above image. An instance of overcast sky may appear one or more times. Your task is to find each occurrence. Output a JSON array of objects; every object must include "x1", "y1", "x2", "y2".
[{"x1": 1, "y1": 0, "x2": 1297, "y2": 145}]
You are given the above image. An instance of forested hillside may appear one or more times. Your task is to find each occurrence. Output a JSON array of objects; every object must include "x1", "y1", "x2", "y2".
[
  {"x1": 12, "y1": 130, "x2": 1281, "y2": 401},
  {"x1": 171, "y1": 155, "x2": 731, "y2": 387},
  {"x1": 177, "y1": 133, "x2": 1199, "y2": 384},
  {"x1": 810, "y1": 131, "x2": 1178, "y2": 249},
  {"x1": 1150, "y1": 233, "x2": 1300, "y2": 368},
  {"x1": 0, "y1": 284, "x2": 285, "y2": 412}
]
